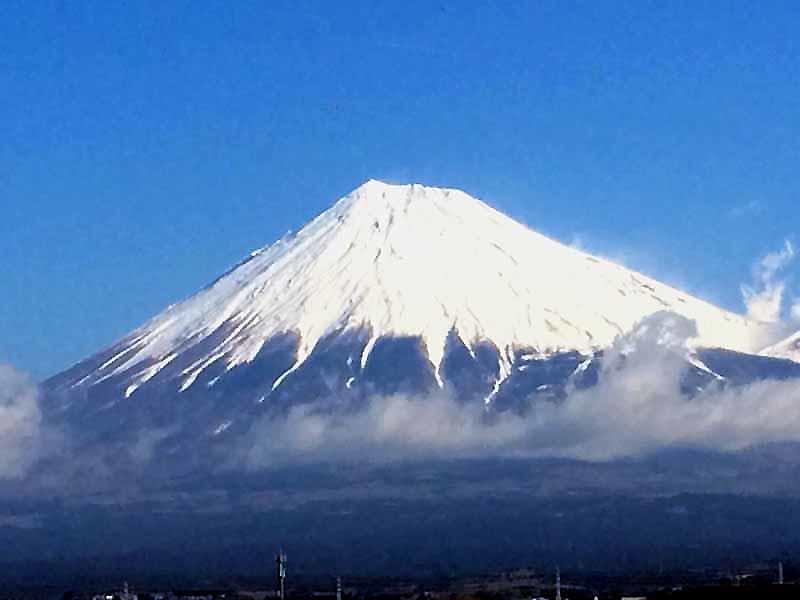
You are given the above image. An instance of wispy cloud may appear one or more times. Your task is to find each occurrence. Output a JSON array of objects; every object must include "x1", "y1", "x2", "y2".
[
  {"x1": 0, "y1": 365, "x2": 46, "y2": 479},
  {"x1": 728, "y1": 199, "x2": 766, "y2": 219},
  {"x1": 741, "y1": 240, "x2": 794, "y2": 323}
]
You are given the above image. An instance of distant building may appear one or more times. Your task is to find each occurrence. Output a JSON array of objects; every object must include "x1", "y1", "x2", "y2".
[{"x1": 92, "y1": 582, "x2": 138, "y2": 600}]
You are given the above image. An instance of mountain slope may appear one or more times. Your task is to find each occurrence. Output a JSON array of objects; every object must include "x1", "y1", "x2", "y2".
[{"x1": 48, "y1": 180, "x2": 768, "y2": 418}]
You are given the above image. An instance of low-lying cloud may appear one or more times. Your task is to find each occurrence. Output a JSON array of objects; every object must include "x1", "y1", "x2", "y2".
[
  {"x1": 7, "y1": 309, "x2": 800, "y2": 486},
  {"x1": 241, "y1": 312, "x2": 800, "y2": 468},
  {"x1": 0, "y1": 364, "x2": 46, "y2": 479},
  {"x1": 5, "y1": 311, "x2": 800, "y2": 493}
]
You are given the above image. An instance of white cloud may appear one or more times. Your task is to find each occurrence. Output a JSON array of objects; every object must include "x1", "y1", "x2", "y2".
[
  {"x1": 728, "y1": 199, "x2": 766, "y2": 219},
  {"x1": 239, "y1": 312, "x2": 800, "y2": 467},
  {"x1": 0, "y1": 364, "x2": 45, "y2": 479},
  {"x1": 2, "y1": 312, "x2": 799, "y2": 485},
  {"x1": 538, "y1": 312, "x2": 800, "y2": 460},
  {"x1": 791, "y1": 300, "x2": 800, "y2": 323},
  {"x1": 741, "y1": 240, "x2": 794, "y2": 323}
]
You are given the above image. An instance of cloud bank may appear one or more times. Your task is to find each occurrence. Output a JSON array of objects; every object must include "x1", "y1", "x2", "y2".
[
  {"x1": 4, "y1": 312, "x2": 800, "y2": 493},
  {"x1": 241, "y1": 312, "x2": 800, "y2": 468}
]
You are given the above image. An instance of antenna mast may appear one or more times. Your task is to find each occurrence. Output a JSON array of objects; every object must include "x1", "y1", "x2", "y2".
[
  {"x1": 555, "y1": 566, "x2": 562, "y2": 600},
  {"x1": 276, "y1": 550, "x2": 287, "y2": 600}
]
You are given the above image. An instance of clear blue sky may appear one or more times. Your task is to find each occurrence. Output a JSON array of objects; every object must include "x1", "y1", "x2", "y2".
[{"x1": 2, "y1": 1, "x2": 799, "y2": 378}]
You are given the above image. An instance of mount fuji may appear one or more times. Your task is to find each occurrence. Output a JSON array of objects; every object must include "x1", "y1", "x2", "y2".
[
  {"x1": 20, "y1": 180, "x2": 800, "y2": 576},
  {"x1": 44, "y1": 180, "x2": 800, "y2": 441}
]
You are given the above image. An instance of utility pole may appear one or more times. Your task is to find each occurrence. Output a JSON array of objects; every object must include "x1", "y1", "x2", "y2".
[
  {"x1": 779, "y1": 561, "x2": 785, "y2": 585},
  {"x1": 555, "y1": 566, "x2": 562, "y2": 600},
  {"x1": 276, "y1": 550, "x2": 287, "y2": 600}
]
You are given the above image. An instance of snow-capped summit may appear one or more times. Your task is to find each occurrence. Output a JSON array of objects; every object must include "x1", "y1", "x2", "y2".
[{"x1": 48, "y1": 179, "x2": 770, "y2": 421}]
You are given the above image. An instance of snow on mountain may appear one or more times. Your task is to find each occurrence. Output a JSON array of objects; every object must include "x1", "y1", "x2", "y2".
[{"x1": 51, "y1": 179, "x2": 767, "y2": 403}]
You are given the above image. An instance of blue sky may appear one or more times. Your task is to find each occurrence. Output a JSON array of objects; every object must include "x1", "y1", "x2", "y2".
[{"x1": 2, "y1": 1, "x2": 799, "y2": 378}]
